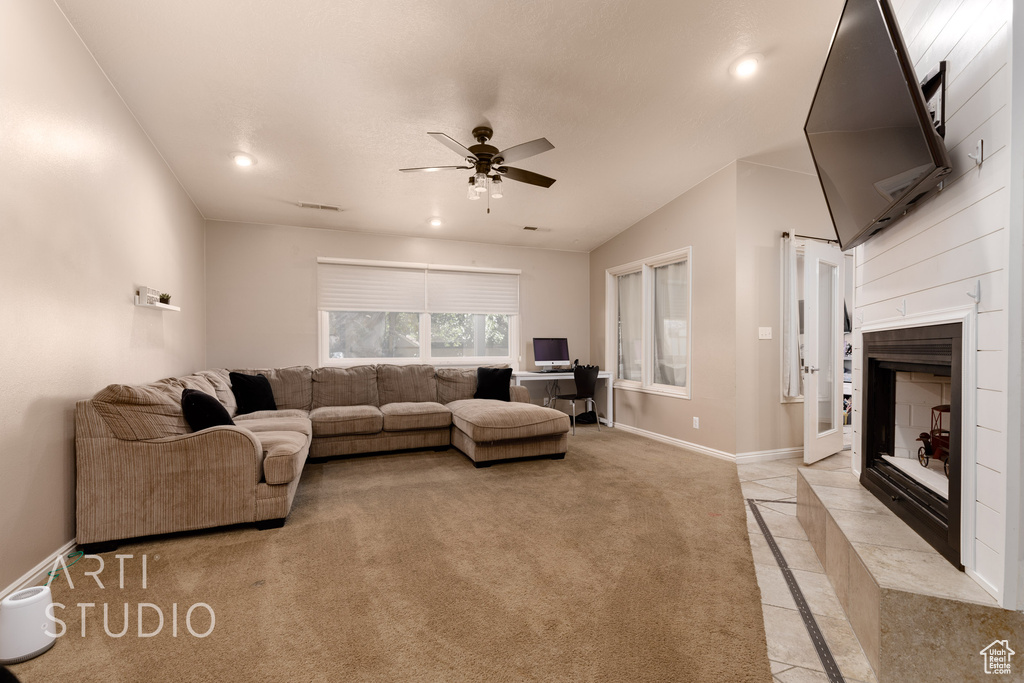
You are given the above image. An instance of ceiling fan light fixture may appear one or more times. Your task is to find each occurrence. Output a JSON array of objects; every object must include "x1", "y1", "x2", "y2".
[{"x1": 404, "y1": 129, "x2": 556, "y2": 200}]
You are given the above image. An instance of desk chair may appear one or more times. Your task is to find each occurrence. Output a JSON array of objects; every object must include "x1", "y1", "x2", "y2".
[{"x1": 554, "y1": 365, "x2": 601, "y2": 435}]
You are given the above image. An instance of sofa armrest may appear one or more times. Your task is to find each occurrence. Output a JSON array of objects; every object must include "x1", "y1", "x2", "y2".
[
  {"x1": 75, "y1": 423, "x2": 264, "y2": 544},
  {"x1": 510, "y1": 385, "x2": 530, "y2": 403},
  {"x1": 145, "y1": 424, "x2": 261, "y2": 447}
]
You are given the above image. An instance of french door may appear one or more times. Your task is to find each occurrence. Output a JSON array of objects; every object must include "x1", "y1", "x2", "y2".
[{"x1": 802, "y1": 241, "x2": 845, "y2": 464}]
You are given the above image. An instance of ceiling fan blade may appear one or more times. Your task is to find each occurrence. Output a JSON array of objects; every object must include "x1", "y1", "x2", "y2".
[
  {"x1": 399, "y1": 165, "x2": 473, "y2": 173},
  {"x1": 498, "y1": 166, "x2": 556, "y2": 188},
  {"x1": 427, "y1": 132, "x2": 476, "y2": 160},
  {"x1": 496, "y1": 138, "x2": 554, "y2": 164}
]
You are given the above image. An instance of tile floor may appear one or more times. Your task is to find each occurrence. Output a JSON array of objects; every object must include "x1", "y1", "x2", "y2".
[{"x1": 739, "y1": 449, "x2": 878, "y2": 683}]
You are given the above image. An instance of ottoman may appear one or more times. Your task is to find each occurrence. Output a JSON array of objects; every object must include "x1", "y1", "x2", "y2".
[{"x1": 446, "y1": 399, "x2": 571, "y2": 467}]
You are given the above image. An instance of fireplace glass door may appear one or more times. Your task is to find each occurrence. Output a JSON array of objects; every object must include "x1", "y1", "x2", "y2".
[{"x1": 861, "y1": 323, "x2": 962, "y2": 567}]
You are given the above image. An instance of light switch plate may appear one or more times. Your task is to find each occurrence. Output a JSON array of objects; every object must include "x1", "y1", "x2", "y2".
[{"x1": 758, "y1": 327, "x2": 773, "y2": 340}]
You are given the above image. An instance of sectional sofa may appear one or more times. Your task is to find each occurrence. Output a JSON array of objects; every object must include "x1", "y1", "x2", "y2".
[{"x1": 75, "y1": 364, "x2": 570, "y2": 548}]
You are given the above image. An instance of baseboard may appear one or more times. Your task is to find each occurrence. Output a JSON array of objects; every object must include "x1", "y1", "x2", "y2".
[
  {"x1": 0, "y1": 538, "x2": 76, "y2": 601},
  {"x1": 965, "y1": 566, "x2": 1002, "y2": 606},
  {"x1": 735, "y1": 447, "x2": 803, "y2": 464},
  {"x1": 613, "y1": 423, "x2": 735, "y2": 462}
]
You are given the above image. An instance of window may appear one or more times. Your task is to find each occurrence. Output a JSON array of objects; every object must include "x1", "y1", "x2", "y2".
[
  {"x1": 430, "y1": 313, "x2": 510, "y2": 358},
  {"x1": 328, "y1": 312, "x2": 420, "y2": 359},
  {"x1": 607, "y1": 247, "x2": 691, "y2": 397},
  {"x1": 317, "y1": 259, "x2": 519, "y2": 366},
  {"x1": 617, "y1": 271, "x2": 642, "y2": 381}
]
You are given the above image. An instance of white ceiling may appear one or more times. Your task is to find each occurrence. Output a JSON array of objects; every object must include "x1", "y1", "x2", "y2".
[{"x1": 55, "y1": 0, "x2": 843, "y2": 251}]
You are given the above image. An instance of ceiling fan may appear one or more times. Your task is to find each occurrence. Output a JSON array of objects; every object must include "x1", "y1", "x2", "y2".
[{"x1": 400, "y1": 127, "x2": 556, "y2": 199}]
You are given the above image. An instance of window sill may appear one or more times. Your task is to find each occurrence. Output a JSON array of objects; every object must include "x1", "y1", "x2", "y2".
[
  {"x1": 321, "y1": 357, "x2": 515, "y2": 368},
  {"x1": 613, "y1": 382, "x2": 689, "y2": 400}
]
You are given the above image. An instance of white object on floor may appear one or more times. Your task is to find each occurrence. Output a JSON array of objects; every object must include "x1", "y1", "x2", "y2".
[{"x1": 0, "y1": 585, "x2": 56, "y2": 664}]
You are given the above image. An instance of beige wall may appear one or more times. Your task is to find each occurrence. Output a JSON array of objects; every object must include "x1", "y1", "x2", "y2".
[
  {"x1": 205, "y1": 221, "x2": 590, "y2": 371},
  {"x1": 588, "y1": 160, "x2": 836, "y2": 458},
  {"x1": 589, "y1": 164, "x2": 739, "y2": 454},
  {"x1": 0, "y1": 0, "x2": 206, "y2": 592},
  {"x1": 734, "y1": 161, "x2": 834, "y2": 455}
]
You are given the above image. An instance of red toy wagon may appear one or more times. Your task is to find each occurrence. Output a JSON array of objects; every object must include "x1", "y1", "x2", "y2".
[{"x1": 917, "y1": 404, "x2": 950, "y2": 477}]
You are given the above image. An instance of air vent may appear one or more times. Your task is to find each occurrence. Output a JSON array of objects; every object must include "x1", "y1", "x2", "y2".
[
  {"x1": 297, "y1": 202, "x2": 341, "y2": 212},
  {"x1": 523, "y1": 226, "x2": 539, "y2": 231}
]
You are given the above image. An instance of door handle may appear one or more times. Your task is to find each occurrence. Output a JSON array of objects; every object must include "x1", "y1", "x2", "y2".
[{"x1": 803, "y1": 366, "x2": 818, "y2": 374}]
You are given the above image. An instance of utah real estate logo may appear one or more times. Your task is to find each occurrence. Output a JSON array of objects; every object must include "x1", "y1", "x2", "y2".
[{"x1": 980, "y1": 640, "x2": 1015, "y2": 675}]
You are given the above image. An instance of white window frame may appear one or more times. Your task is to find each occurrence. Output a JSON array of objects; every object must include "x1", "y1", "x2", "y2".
[
  {"x1": 605, "y1": 247, "x2": 692, "y2": 399},
  {"x1": 317, "y1": 258, "x2": 520, "y2": 368}
]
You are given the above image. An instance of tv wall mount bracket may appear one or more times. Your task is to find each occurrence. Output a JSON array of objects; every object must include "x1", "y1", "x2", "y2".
[{"x1": 921, "y1": 61, "x2": 947, "y2": 139}]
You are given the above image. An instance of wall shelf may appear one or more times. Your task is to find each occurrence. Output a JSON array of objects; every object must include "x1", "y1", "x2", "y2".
[
  {"x1": 135, "y1": 286, "x2": 180, "y2": 311},
  {"x1": 135, "y1": 300, "x2": 180, "y2": 312}
]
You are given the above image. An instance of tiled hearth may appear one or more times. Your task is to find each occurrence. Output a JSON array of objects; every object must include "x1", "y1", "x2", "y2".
[{"x1": 797, "y1": 468, "x2": 1024, "y2": 681}]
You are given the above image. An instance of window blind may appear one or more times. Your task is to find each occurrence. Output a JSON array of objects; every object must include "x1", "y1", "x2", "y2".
[
  {"x1": 317, "y1": 261, "x2": 519, "y2": 314},
  {"x1": 317, "y1": 263, "x2": 426, "y2": 312},
  {"x1": 426, "y1": 270, "x2": 519, "y2": 314}
]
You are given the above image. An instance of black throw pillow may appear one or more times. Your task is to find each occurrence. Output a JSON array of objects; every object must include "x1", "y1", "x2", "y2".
[
  {"x1": 229, "y1": 372, "x2": 277, "y2": 415},
  {"x1": 181, "y1": 388, "x2": 234, "y2": 432},
  {"x1": 474, "y1": 366, "x2": 513, "y2": 401}
]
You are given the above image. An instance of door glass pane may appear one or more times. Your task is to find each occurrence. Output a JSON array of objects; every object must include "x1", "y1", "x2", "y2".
[
  {"x1": 617, "y1": 272, "x2": 642, "y2": 381},
  {"x1": 328, "y1": 311, "x2": 420, "y2": 359},
  {"x1": 653, "y1": 260, "x2": 688, "y2": 387},
  {"x1": 430, "y1": 313, "x2": 509, "y2": 357},
  {"x1": 817, "y1": 262, "x2": 836, "y2": 434}
]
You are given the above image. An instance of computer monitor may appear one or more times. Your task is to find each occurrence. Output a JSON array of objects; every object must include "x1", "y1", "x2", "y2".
[{"x1": 533, "y1": 337, "x2": 570, "y2": 370}]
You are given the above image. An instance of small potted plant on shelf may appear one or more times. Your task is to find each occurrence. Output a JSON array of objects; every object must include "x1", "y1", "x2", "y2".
[{"x1": 159, "y1": 293, "x2": 171, "y2": 305}]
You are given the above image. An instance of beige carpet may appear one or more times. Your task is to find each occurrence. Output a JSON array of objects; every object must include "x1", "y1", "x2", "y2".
[{"x1": 13, "y1": 429, "x2": 771, "y2": 682}]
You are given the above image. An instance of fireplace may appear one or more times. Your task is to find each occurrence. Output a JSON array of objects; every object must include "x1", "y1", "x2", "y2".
[{"x1": 861, "y1": 323, "x2": 962, "y2": 568}]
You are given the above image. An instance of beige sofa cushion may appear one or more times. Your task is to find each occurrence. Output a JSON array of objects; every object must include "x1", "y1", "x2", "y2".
[
  {"x1": 149, "y1": 377, "x2": 189, "y2": 402},
  {"x1": 312, "y1": 365, "x2": 379, "y2": 408},
  {"x1": 310, "y1": 405, "x2": 383, "y2": 437},
  {"x1": 92, "y1": 383, "x2": 190, "y2": 441},
  {"x1": 235, "y1": 409, "x2": 309, "y2": 422},
  {"x1": 435, "y1": 365, "x2": 511, "y2": 404},
  {"x1": 233, "y1": 415, "x2": 312, "y2": 438},
  {"x1": 253, "y1": 431, "x2": 307, "y2": 485},
  {"x1": 435, "y1": 368, "x2": 477, "y2": 404},
  {"x1": 196, "y1": 369, "x2": 237, "y2": 417},
  {"x1": 380, "y1": 402, "x2": 452, "y2": 432},
  {"x1": 377, "y1": 364, "x2": 437, "y2": 405},
  {"x1": 176, "y1": 374, "x2": 219, "y2": 398},
  {"x1": 447, "y1": 400, "x2": 570, "y2": 442},
  {"x1": 231, "y1": 366, "x2": 313, "y2": 411}
]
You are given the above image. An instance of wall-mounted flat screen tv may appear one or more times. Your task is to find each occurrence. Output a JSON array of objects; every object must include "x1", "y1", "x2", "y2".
[{"x1": 804, "y1": 0, "x2": 952, "y2": 251}]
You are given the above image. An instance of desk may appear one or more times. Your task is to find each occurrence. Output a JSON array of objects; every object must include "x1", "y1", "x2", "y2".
[{"x1": 512, "y1": 370, "x2": 613, "y2": 427}]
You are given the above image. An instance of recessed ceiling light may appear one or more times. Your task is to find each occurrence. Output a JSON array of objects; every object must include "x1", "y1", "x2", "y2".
[
  {"x1": 232, "y1": 152, "x2": 256, "y2": 167},
  {"x1": 429, "y1": 217, "x2": 443, "y2": 227},
  {"x1": 730, "y1": 54, "x2": 762, "y2": 78}
]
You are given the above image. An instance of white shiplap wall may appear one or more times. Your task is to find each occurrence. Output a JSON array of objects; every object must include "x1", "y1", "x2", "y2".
[{"x1": 852, "y1": 0, "x2": 1012, "y2": 603}]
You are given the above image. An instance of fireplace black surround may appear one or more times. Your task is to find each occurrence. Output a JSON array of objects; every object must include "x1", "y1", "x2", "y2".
[{"x1": 861, "y1": 323, "x2": 962, "y2": 568}]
